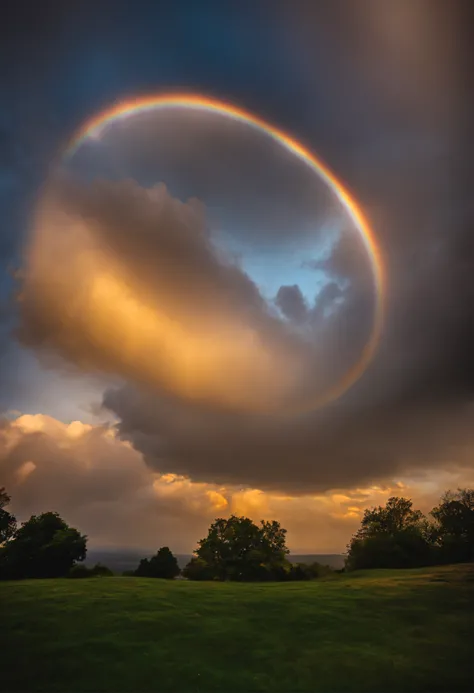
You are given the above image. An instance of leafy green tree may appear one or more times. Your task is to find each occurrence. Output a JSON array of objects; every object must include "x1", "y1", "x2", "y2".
[
  {"x1": 134, "y1": 547, "x2": 180, "y2": 579},
  {"x1": 191, "y1": 515, "x2": 290, "y2": 581},
  {"x1": 0, "y1": 487, "x2": 16, "y2": 545},
  {"x1": 357, "y1": 497, "x2": 424, "y2": 537},
  {"x1": 0, "y1": 512, "x2": 87, "y2": 579},
  {"x1": 135, "y1": 558, "x2": 149, "y2": 577},
  {"x1": 346, "y1": 497, "x2": 432, "y2": 570},
  {"x1": 431, "y1": 489, "x2": 474, "y2": 563},
  {"x1": 182, "y1": 557, "x2": 216, "y2": 581},
  {"x1": 260, "y1": 520, "x2": 289, "y2": 561}
]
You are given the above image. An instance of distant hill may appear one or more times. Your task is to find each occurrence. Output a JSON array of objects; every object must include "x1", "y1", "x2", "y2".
[{"x1": 84, "y1": 548, "x2": 345, "y2": 574}]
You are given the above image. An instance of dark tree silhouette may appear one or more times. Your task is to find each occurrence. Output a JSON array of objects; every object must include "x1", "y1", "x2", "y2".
[
  {"x1": 357, "y1": 497, "x2": 425, "y2": 536},
  {"x1": 0, "y1": 487, "x2": 16, "y2": 545},
  {"x1": 431, "y1": 488, "x2": 474, "y2": 563},
  {"x1": 134, "y1": 547, "x2": 180, "y2": 579},
  {"x1": 346, "y1": 497, "x2": 432, "y2": 570},
  {"x1": 0, "y1": 512, "x2": 87, "y2": 579},
  {"x1": 186, "y1": 515, "x2": 290, "y2": 581}
]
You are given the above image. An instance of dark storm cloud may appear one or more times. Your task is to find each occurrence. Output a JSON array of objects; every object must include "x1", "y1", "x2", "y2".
[
  {"x1": 102, "y1": 381, "x2": 474, "y2": 495},
  {"x1": 71, "y1": 109, "x2": 341, "y2": 246},
  {"x1": 4, "y1": 0, "x2": 474, "y2": 495},
  {"x1": 19, "y1": 49, "x2": 474, "y2": 496},
  {"x1": 94, "y1": 1, "x2": 474, "y2": 493}
]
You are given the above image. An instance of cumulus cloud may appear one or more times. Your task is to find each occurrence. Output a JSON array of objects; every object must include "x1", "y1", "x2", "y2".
[
  {"x1": 2, "y1": 413, "x2": 471, "y2": 554},
  {"x1": 275, "y1": 284, "x2": 308, "y2": 322},
  {"x1": 0, "y1": 413, "x2": 228, "y2": 552},
  {"x1": 19, "y1": 176, "x2": 335, "y2": 413}
]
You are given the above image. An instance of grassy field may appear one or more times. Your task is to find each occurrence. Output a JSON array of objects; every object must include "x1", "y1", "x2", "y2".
[{"x1": 1, "y1": 564, "x2": 473, "y2": 692}]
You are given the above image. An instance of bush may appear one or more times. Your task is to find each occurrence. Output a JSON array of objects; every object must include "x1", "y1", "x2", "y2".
[
  {"x1": 346, "y1": 530, "x2": 434, "y2": 571},
  {"x1": 284, "y1": 561, "x2": 333, "y2": 581},
  {"x1": 67, "y1": 563, "x2": 113, "y2": 578},
  {"x1": 90, "y1": 563, "x2": 113, "y2": 577},
  {"x1": 182, "y1": 557, "x2": 215, "y2": 581},
  {"x1": 68, "y1": 564, "x2": 91, "y2": 578},
  {"x1": 68, "y1": 563, "x2": 113, "y2": 578}
]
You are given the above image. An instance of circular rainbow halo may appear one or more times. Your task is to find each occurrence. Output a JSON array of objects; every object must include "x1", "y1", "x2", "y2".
[{"x1": 59, "y1": 93, "x2": 385, "y2": 414}]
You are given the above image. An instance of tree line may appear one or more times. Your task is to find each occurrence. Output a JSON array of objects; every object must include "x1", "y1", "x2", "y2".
[
  {"x1": 346, "y1": 490, "x2": 474, "y2": 569},
  {"x1": 1, "y1": 486, "x2": 473, "y2": 581}
]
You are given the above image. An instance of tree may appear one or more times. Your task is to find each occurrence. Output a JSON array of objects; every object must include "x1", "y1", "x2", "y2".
[
  {"x1": 0, "y1": 487, "x2": 17, "y2": 545},
  {"x1": 189, "y1": 515, "x2": 290, "y2": 581},
  {"x1": 357, "y1": 497, "x2": 424, "y2": 537},
  {"x1": 260, "y1": 520, "x2": 290, "y2": 562},
  {"x1": 182, "y1": 557, "x2": 216, "y2": 581},
  {"x1": 0, "y1": 512, "x2": 87, "y2": 580},
  {"x1": 431, "y1": 488, "x2": 474, "y2": 563},
  {"x1": 346, "y1": 497, "x2": 432, "y2": 570},
  {"x1": 134, "y1": 547, "x2": 180, "y2": 579}
]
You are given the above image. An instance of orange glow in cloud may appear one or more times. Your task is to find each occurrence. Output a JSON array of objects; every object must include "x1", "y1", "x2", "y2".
[
  {"x1": 22, "y1": 200, "x2": 302, "y2": 411},
  {"x1": 55, "y1": 92, "x2": 386, "y2": 413},
  {"x1": 3, "y1": 414, "x2": 473, "y2": 553}
]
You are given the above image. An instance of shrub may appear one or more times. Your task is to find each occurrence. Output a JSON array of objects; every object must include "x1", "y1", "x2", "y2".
[
  {"x1": 182, "y1": 557, "x2": 215, "y2": 581},
  {"x1": 68, "y1": 564, "x2": 91, "y2": 578},
  {"x1": 90, "y1": 563, "x2": 113, "y2": 577}
]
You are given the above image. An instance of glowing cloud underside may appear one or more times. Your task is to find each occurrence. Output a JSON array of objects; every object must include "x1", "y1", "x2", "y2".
[{"x1": 61, "y1": 93, "x2": 385, "y2": 412}]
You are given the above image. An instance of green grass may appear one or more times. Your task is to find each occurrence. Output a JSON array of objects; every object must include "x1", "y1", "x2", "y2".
[{"x1": 1, "y1": 564, "x2": 473, "y2": 692}]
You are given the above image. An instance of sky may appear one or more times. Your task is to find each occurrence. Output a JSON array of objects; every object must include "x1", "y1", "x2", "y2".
[{"x1": 1, "y1": 0, "x2": 473, "y2": 554}]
